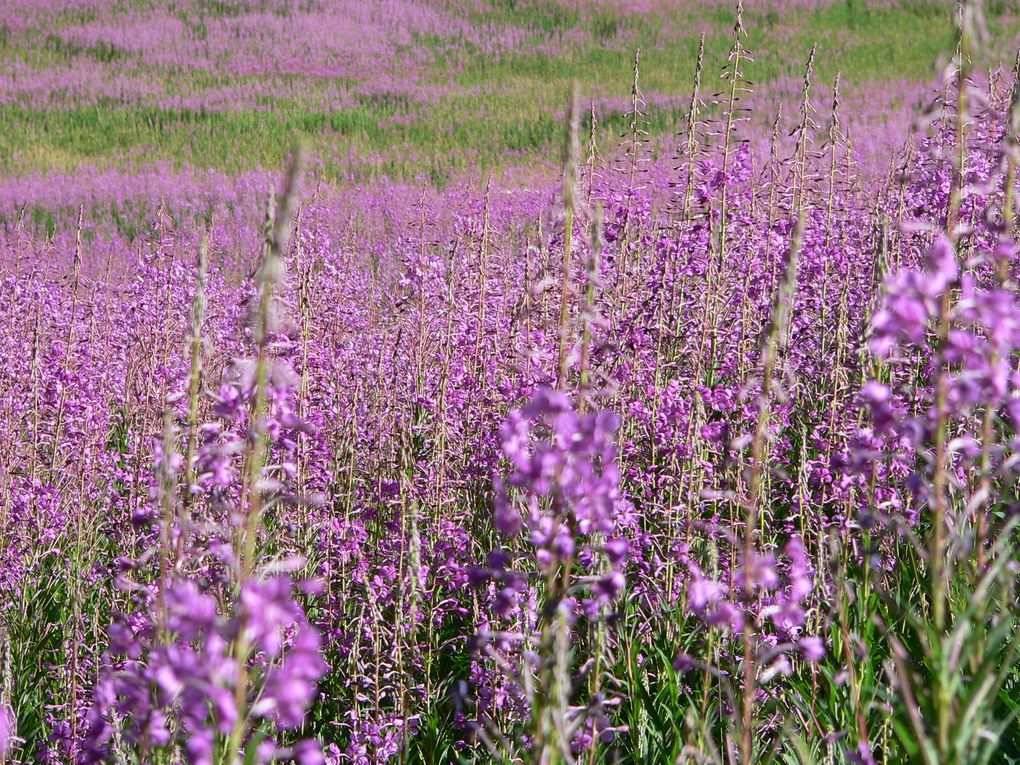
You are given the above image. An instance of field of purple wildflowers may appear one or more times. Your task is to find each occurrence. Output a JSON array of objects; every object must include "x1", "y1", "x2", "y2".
[{"x1": 5, "y1": 0, "x2": 1020, "y2": 763}]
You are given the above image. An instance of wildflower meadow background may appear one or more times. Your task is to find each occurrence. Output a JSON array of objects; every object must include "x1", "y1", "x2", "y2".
[{"x1": 4, "y1": 0, "x2": 1020, "y2": 763}]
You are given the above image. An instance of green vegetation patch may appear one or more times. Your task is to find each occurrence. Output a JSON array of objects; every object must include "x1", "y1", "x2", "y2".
[{"x1": 0, "y1": 0, "x2": 1017, "y2": 184}]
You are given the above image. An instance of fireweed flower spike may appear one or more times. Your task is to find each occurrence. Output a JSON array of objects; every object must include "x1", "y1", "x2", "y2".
[
  {"x1": 84, "y1": 147, "x2": 326, "y2": 764},
  {"x1": 471, "y1": 388, "x2": 631, "y2": 762}
]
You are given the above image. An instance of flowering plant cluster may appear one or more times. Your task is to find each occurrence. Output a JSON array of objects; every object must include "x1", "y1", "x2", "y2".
[
  {"x1": 489, "y1": 389, "x2": 630, "y2": 613},
  {"x1": 87, "y1": 576, "x2": 325, "y2": 764},
  {"x1": 5, "y1": 3, "x2": 1020, "y2": 765},
  {"x1": 467, "y1": 388, "x2": 630, "y2": 760},
  {"x1": 79, "y1": 155, "x2": 329, "y2": 764},
  {"x1": 685, "y1": 537, "x2": 819, "y2": 657}
]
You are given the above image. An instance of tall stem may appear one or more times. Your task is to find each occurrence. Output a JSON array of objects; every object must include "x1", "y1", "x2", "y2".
[
  {"x1": 740, "y1": 216, "x2": 803, "y2": 765},
  {"x1": 228, "y1": 146, "x2": 305, "y2": 764},
  {"x1": 556, "y1": 85, "x2": 581, "y2": 392}
]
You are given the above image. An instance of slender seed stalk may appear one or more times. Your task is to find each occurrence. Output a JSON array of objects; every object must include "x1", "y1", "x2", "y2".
[
  {"x1": 578, "y1": 207, "x2": 602, "y2": 414},
  {"x1": 472, "y1": 177, "x2": 493, "y2": 383},
  {"x1": 228, "y1": 145, "x2": 305, "y2": 764},
  {"x1": 178, "y1": 236, "x2": 208, "y2": 563},
  {"x1": 718, "y1": 2, "x2": 751, "y2": 266},
  {"x1": 741, "y1": 216, "x2": 803, "y2": 765},
  {"x1": 556, "y1": 84, "x2": 581, "y2": 392},
  {"x1": 792, "y1": 45, "x2": 817, "y2": 218},
  {"x1": 824, "y1": 72, "x2": 842, "y2": 249},
  {"x1": 49, "y1": 205, "x2": 85, "y2": 473},
  {"x1": 618, "y1": 48, "x2": 645, "y2": 285},
  {"x1": 931, "y1": 0, "x2": 971, "y2": 641},
  {"x1": 585, "y1": 102, "x2": 602, "y2": 210},
  {"x1": 681, "y1": 34, "x2": 706, "y2": 223},
  {"x1": 764, "y1": 106, "x2": 783, "y2": 290}
]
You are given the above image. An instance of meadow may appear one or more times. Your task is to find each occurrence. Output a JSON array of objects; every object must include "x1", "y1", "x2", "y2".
[{"x1": 3, "y1": 0, "x2": 1020, "y2": 763}]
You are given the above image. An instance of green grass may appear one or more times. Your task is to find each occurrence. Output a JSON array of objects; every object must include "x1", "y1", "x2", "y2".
[{"x1": 0, "y1": 0, "x2": 1016, "y2": 185}]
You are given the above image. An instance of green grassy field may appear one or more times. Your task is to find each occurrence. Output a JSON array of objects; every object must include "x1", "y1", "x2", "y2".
[{"x1": 0, "y1": 0, "x2": 1017, "y2": 186}]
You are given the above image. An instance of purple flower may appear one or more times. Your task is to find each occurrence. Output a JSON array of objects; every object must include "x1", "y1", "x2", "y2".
[
  {"x1": 848, "y1": 742, "x2": 878, "y2": 765},
  {"x1": 492, "y1": 478, "x2": 522, "y2": 536},
  {"x1": 735, "y1": 551, "x2": 779, "y2": 594},
  {"x1": 241, "y1": 576, "x2": 303, "y2": 659},
  {"x1": 799, "y1": 636, "x2": 825, "y2": 662},
  {"x1": 294, "y1": 739, "x2": 325, "y2": 765},
  {"x1": 705, "y1": 601, "x2": 745, "y2": 633},
  {"x1": 673, "y1": 652, "x2": 694, "y2": 673},
  {"x1": 254, "y1": 622, "x2": 328, "y2": 729},
  {"x1": 0, "y1": 702, "x2": 12, "y2": 758},
  {"x1": 860, "y1": 382, "x2": 896, "y2": 433},
  {"x1": 687, "y1": 567, "x2": 726, "y2": 614}
]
